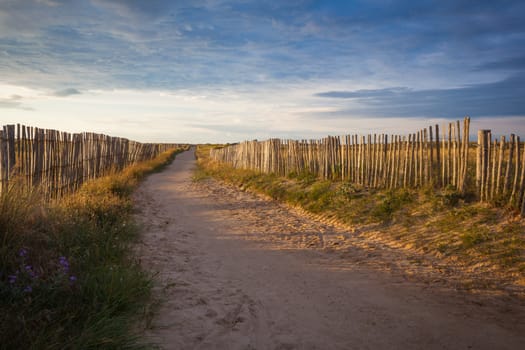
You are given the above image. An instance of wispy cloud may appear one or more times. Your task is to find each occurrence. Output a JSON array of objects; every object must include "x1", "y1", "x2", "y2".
[
  {"x1": 1, "y1": 0, "x2": 520, "y2": 91},
  {"x1": 474, "y1": 56, "x2": 525, "y2": 72},
  {"x1": 53, "y1": 88, "x2": 81, "y2": 97},
  {"x1": 0, "y1": 1, "x2": 524, "y2": 141},
  {"x1": 314, "y1": 74, "x2": 525, "y2": 118},
  {"x1": 0, "y1": 95, "x2": 32, "y2": 110}
]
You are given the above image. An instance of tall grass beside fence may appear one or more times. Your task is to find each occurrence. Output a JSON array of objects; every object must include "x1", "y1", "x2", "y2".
[
  {"x1": 0, "y1": 124, "x2": 184, "y2": 199},
  {"x1": 0, "y1": 148, "x2": 184, "y2": 349},
  {"x1": 209, "y1": 117, "x2": 525, "y2": 216}
]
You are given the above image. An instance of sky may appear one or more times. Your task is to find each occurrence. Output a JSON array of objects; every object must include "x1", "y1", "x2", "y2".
[{"x1": 0, "y1": 0, "x2": 524, "y2": 143}]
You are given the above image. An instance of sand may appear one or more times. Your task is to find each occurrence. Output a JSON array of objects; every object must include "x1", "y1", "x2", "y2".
[{"x1": 134, "y1": 149, "x2": 525, "y2": 349}]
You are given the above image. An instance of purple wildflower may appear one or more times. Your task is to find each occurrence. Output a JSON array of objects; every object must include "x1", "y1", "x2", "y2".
[
  {"x1": 18, "y1": 248, "x2": 28, "y2": 258},
  {"x1": 23, "y1": 286, "x2": 32, "y2": 293},
  {"x1": 8, "y1": 275, "x2": 17, "y2": 284},
  {"x1": 59, "y1": 256, "x2": 70, "y2": 272},
  {"x1": 23, "y1": 265, "x2": 37, "y2": 279},
  {"x1": 69, "y1": 275, "x2": 77, "y2": 282}
]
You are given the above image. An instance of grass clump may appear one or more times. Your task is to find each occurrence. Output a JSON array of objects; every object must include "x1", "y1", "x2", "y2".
[
  {"x1": 371, "y1": 189, "x2": 413, "y2": 222},
  {"x1": 0, "y1": 147, "x2": 185, "y2": 349},
  {"x1": 460, "y1": 227, "x2": 492, "y2": 249}
]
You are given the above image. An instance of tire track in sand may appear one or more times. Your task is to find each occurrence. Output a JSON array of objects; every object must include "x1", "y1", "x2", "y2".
[{"x1": 134, "y1": 149, "x2": 525, "y2": 350}]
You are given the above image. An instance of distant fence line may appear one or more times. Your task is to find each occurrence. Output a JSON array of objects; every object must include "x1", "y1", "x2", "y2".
[
  {"x1": 0, "y1": 124, "x2": 183, "y2": 198},
  {"x1": 210, "y1": 117, "x2": 525, "y2": 216}
]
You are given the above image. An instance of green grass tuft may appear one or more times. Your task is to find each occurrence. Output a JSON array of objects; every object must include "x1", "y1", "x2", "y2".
[{"x1": 371, "y1": 189, "x2": 413, "y2": 222}]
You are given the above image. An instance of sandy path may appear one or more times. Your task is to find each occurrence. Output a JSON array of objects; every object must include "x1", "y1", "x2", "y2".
[{"x1": 134, "y1": 149, "x2": 525, "y2": 350}]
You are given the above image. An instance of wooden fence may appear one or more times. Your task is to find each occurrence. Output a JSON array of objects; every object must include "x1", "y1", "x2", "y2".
[
  {"x1": 476, "y1": 130, "x2": 525, "y2": 213},
  {"x1": 210, "y1": 117, "x2": 525, "y2": 216},
  {"x1": 0, "y1": 124, "x2": 183, "y2": 198}
]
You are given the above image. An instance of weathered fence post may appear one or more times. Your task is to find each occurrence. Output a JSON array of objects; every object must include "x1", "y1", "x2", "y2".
[
  {"x1": 509, "y1": 136, "x2": 521, "y2": 206},
  {"x1": 503, "y1": 134, "x2": 515, "y2": 195},
  {"x1": 477, "y1": 130, "x2": 491, "y2": 202}
]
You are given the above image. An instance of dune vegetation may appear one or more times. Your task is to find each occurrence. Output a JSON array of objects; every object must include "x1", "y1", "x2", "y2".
[
  {"x1": 0, "y1": 148, "x2": 185, "y2": 349},
  {"x1": 195, "y1": 145, "x2": 525, "y2": 295}
]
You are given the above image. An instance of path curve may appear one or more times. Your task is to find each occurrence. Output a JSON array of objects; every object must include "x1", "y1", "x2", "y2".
[{"x1": 134, "y1": 149, "x2": 525, "y2": 350}]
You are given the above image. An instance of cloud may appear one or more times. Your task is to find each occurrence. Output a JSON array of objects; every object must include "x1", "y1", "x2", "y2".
[
  {"x1": 474, "y1": 56, "x2": 525, "y2": 72},
  {"x1": 53, "y1": 88, "x2": 81, "y2": 97},
  {"x1": 186, "y1": 122, "x2": 264, "y2": 135},
  {"x1": 316, "y1": 88, "x2": 410, "y2": 99},
  {"x1": 0, "y1": 94, "x2": 32, "y2": 110},
  {"x1": 91, "y1": 0, "x2": 178, "y2": 19},
  {"x1": 35, "y1": 0, "x2": 61, "y2": 6},
  {"x1": 1, "y1": 0, "x2": 524, "y2": 93},
  {"x1": 314, "y1": 74, "x2": 525, "y2": 118},
  {"x1": 0, "y1": 0, "x2": 524, "y2": 142}
]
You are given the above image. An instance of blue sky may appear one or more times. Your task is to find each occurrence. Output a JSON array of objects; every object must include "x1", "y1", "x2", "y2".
[{"x1": 0, "y1": 0, "x2": 524, "y2": 142}]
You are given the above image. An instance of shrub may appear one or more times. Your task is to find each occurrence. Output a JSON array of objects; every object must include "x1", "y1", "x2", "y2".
[{"x1": 372, "y1": 189, "x2": 413, "y2": 222}]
